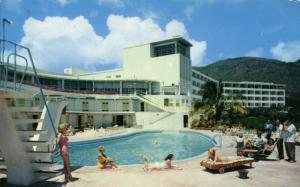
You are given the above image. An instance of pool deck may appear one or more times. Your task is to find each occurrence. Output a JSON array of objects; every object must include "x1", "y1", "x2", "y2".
[{"x1": 1, "y1": 130, "x2": 300, "y2": 187}]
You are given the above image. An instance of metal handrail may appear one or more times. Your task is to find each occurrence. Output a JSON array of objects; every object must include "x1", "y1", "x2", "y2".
[
  {"x1": 6, "y1": 53, "x2": 28, "y2": 91},
  {"x1": 0, "y1": 40, "x2": 59, "y2": 153}
]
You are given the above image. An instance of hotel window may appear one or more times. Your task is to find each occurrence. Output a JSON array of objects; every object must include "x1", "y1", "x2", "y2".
[
  {"x1": 35, "y1": 97, "x2": 40, "y2": 106},
  {"x1": 255, "y1": 85, "x2": 262, "y2": 89},
  {"x1": 277, "y1": 91, "x2": 284, "y2": 95},
  {"x1": 255, "y1": 91, "x2": 261, "y2": 94},
  {"x1": 224, "y1": 83, "x2": 231, "y2": 87},
  {"x1": 153, "y1": 44, "x2": 175, "y2": 57},
  {"x1": 262, "y1": 103, "x2": 269, "y2": 107},
  {"x1": 123, "y1": 102, "x2": 129, "y2": 111},
  {"x1": 262, "y1": 91, "x2": 269, "y2": 95},
  {"x1": 102, "y1": 102, "x2": 109, "y2": 112},
  {"x1": 82, "y1": 101, "x2": 89, "y2": 111},
  {"x1": 18, "y1": 99, "x2": 26, "y2": 106}
]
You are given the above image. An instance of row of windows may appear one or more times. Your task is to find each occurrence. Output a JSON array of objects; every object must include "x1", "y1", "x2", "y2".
[
  {"x1": 153, "y1": 44, "x2": 176, "y2": 57},
  {"x1": 192, "y1": 81, "x2": 203, "y2": 87},
  {"x1": 81, "y1": 101, "x2": 130, "y2": 112},
  {"x1": 246, "y1": 103, "x2": 285, "y2": 107},
  {"x1": 224, "y1": 89, "x2": 284, "y2": 95},
  {"x1": 223, "y1": 83, "x2": 284, "y2": 89},
  {"x1": 152, "y1": 42, "x2": 191, "y2": 58},
  {"x1": 224, "y1": 96, "x2": 284, "y2": 101},
  {"x1": 192, "y1": 72, "x2": 213, "y2": 82}
]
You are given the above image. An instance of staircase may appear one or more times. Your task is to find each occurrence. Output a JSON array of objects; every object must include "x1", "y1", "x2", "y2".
[
  {"x1": 149, "y1": 112, "x2": 175, "y2": 125},
  {"x1": 0, "y1": 39, "x2": 67, "y2": 185},
  {"x1": 0, "y1": 90, "x2": 67, "y2": 185},
  {"x1": 135, "y1": 94, "x2": 165, "y2": 111}
]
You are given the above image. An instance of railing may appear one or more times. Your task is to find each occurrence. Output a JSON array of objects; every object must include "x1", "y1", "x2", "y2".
[
  {"x1": 137, "y1": 93, "x2": 164, "y2": 109},
  {"x1": 0, "y1": 39, "x2": 58, "y2": 151}
]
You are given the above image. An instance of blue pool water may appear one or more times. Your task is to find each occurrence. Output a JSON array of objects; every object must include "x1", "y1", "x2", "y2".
[{"x1": 55, "y1": 131, "x2": 214, "y2": 166}]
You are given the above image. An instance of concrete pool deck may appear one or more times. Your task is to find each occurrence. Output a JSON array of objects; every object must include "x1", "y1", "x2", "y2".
[{"x1": 1, "y1": 131, "x2": 300, "y2": 187}]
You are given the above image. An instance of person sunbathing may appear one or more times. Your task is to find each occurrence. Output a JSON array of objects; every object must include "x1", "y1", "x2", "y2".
[
  {"x1": 206, "y1": 148, "x2": 244, "y2": 163},
  {"x1": 142, "y1": 154, "x2": 182, "y2": 171},
  {"x1": 97, "y1": 145, "x2": 118, "y2": 169}
]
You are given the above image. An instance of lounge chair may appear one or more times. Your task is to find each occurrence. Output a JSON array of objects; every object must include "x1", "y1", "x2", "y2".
[
  {"x1": 241, "y1": 139, "x2": 278, "y2": 160},
  {"x1": 200, "y1": 157, "x2": 254, "y2": 174}
]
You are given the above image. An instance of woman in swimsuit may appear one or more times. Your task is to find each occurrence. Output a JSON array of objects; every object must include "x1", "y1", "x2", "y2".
[
  {"x1": 97, "y1": 145, "x2": 118, "y2": 169},
  {"x1": 142, "y1": 154, "x2": 182, "y2": 171},
  {"x1": 207, "y1": 148, "x2": 244, "y2": 162},
  {"x1": 57, "y1": 123, "x2": 74, "y2": 182}
]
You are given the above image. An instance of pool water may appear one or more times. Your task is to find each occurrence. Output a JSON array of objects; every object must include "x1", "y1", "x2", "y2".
[{"x1": 55, "y1": 131, "x2": 214, "y2": 166}]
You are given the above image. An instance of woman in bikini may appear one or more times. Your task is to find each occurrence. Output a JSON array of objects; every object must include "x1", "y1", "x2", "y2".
[
  {"x1": 57, "y1": 123, "x2": 74, "y2": 182},
  {"x1": 142, "y1": 154, "x2": 182, "y2": 171},
  {"x1": 207, "y1": 148, "x2": 244, "y2": 162}
]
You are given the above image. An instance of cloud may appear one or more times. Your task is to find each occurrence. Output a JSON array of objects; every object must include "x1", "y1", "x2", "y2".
[
  {"x1": 20, "y1": 15, "x2": 207, "y2": 71},
  {"x1": 289, "y1": 0, "x2": 300, "y2": 4},
  {"x1": 270, "y1": 41, "x2": 300, "y2": 62},
  {"x1": 245, "y1": 48, "x2": 264, "y2": 57},
  {"x1": 138, "y1": 9, "x2": 159, "y2": 20},
  {"x1": 97, "y1": 0, "x2": 125, "y2": 7},
  {"x1": 56, "y1": 0, "x2": 76, "y2": 6}
]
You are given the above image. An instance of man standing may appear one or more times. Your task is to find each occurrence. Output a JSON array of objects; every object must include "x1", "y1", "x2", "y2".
[
  {"x1": 275, "y1": 120, "x2": 284, "y2": 160},
  {"x1": 265, "y1": 120, "x2": 273, "y2": 141},
  {"x1": 284, "y1": 120, "x2": 297, "y2": 163}
]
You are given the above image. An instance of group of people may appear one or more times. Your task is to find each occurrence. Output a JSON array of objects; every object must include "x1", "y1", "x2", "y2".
[
  {"x1": 57, "y1": 120, "x2": 297, "y2": 183},
  {"x1": 96, "y1": 146, "x2": 181, "y2": 171},
  {"x1": 275, "y1": 120, "x2": 297, "y2": 162},
  {"x1": 57, "y1": 123, "x2": 181, "y2": 183},
  {"x1": 235, "y1": 119, "x2": 297, "y2": 163}
]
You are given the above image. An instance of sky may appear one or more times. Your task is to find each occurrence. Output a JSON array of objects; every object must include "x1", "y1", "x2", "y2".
[{"x1": 1, "y1": 0, "x2": 300, "y2": 72}]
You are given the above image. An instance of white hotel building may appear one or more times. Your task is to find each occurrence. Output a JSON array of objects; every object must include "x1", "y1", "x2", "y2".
[
  {"x1": 191, "y1": 69, "x2": 286, "y2": 108},
  {"x1": 4, "y1": 37, "x2": 285, "y2": 129}
]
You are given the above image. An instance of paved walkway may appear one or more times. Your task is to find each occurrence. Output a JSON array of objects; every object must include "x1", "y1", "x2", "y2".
[{"x1": 1, "y1": 133, "x2": 299, "y2": 187}]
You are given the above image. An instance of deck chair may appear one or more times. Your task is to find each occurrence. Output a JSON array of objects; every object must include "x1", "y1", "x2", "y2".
[
  {"x1": 200, "y1": 157, "x2": 254, "y2": 174},
  {"x1": 241, "y1": 139, "x2": 279, "y2": 160}
]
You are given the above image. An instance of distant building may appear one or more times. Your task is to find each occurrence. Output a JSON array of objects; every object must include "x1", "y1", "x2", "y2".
[{"x1": 191, "y1": 68, "x2": 286, "y2": 108}]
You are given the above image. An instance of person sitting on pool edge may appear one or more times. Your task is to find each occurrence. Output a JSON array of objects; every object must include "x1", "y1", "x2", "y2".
[
  {"x1": 97, "y1": 145, "x2": 118, "y2": 169},
  {"x1": 142, "y1": 154, "x2": 182, "y2": 171}
]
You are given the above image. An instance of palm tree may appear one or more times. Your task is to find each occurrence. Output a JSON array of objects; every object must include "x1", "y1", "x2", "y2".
[{"x1": 193, "y1": 81, "x2": 224, "y2": 122}]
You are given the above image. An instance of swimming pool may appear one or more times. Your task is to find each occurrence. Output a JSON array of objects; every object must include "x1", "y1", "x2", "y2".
[{"x1": 55, "y1": 131, "x2": 215, "y2": 166}]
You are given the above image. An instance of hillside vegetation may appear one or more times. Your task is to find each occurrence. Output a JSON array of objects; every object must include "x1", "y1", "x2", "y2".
[
  {"x1": 195, "y1": 57, "x2": 300, "y2": 92},
  {"x1": 195, "y1": 57, "x2": 300, "y2": 111}
]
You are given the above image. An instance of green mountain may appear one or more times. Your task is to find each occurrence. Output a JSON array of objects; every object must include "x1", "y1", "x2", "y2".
[{"x1": 195, "y1": 57, "x2": 300, "y2": 93}]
